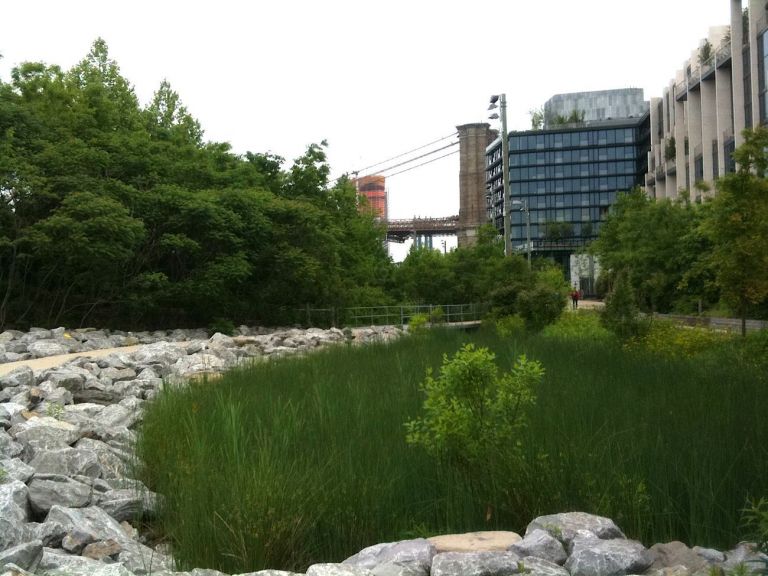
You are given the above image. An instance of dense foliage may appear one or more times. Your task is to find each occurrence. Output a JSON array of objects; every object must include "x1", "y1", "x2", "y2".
[
  {"x1": 0, "y1": 41, "x2": 560, "y2": 331},
  {"x1": 0, "y1": 40, "x2": 393, "y2": 330},
  {"x1": 592, "y1": 129, "x2": 768, "y2": 325}
]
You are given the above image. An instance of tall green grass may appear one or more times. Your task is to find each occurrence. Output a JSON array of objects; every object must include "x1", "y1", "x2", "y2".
[{"x1": 136, "y1": 322, "x2": 768, "y2": 573}]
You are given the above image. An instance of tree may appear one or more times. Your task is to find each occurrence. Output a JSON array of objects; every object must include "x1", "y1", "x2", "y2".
[
  {"x1": 705, "y1": 127, "x2": 768, "y2": 334},
  {"x1": 601, "y1": 270, "x2": 645, "y2": 341},
  {"x1": 591, "y1": 188, "x2": 711, "y2": 313},
  {"x1": 529, "y1": 108, "x2": 545, "y2": 130},
  {"x1": 146, "y1": 79, "x2": 203, "y2": 145}
]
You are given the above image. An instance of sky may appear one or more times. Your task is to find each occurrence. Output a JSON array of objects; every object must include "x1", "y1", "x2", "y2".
[{"x1": 1, "y1": 1, "x2": 733, "y2": 259}]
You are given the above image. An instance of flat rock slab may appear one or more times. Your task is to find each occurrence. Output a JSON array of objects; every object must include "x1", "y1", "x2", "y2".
[{"x1": 428, "y1": 531, "x2": 522, "y2": 553}]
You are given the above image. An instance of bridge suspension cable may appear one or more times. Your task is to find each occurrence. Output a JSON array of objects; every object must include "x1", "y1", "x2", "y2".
[
  {"x1": 382, "y1": 148, "x2": 459, "y2": 178},
  {"x1": 329, "y1": 131, "x2": 459, "y2": 186},
  {"x1": 353, "y1": 131, "x2": 458, "y2": 176},
  {"x1": 373, "y1": 141, "x2": 459, "y2": 177}
]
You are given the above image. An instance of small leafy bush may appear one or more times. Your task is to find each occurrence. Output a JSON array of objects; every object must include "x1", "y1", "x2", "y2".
[
  {"x1": 517, "y1": 284, "x2": 566, "y2": 332},
  {"x1": 494, "y1": 315, "x2": 526, "y2": 339},
  {"x1": 208, "y1": 317, "x2": 236, "y2": 336},
  {"x1": 629, "y1": 319, "x2": 730, "y2": 359},
  {"x1": 743, "y1": 497, "x2": 768, "y2": 553},
  {"x1": 408, "y1": 313, "x2": 430, "y2": 335},
  {"x1": 405, "y1": 344, "x2": 544, "y2": 467},
  {"x1": 736, "y1": 329, "x2": 768, "y2": 367},
  {"x1": 490, "y1": 283, "x2": 525, "y2": 318},
  {"x1": 601, "y1": 271, "x2": 648, "y2": 341},
  {"x1": 541, "y1": 310, "x2": 614, "y2": 342},
  {"x1": 429, "y1": 306, "x2": 445, "y2": 325}
]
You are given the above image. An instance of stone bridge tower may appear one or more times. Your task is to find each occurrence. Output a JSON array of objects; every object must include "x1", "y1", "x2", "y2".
[{"x1": 457, "y1": 123, "x2": 496, "y2": 247}]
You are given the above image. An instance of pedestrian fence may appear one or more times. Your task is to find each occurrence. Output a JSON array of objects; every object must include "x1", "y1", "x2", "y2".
[{"x1": 291, "y1": 303, "x2": 490, "y2": 329}]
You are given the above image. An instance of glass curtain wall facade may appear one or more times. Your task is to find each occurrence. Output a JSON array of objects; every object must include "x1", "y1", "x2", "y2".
[{"x1": 486, "y1": 115, "x2": 650, "y2": 256}]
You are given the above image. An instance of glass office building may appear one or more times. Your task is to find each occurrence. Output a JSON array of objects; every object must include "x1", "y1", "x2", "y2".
[{"x1": 485, "y1": 114, "x2": 650, "y2": 266}]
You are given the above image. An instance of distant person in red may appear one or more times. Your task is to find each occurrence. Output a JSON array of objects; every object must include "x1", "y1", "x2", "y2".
[{"x1": 570, "y1": 287, "x2": 580, "y2": 310}]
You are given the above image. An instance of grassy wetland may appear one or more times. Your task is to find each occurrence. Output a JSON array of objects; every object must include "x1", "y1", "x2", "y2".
[{"x1": 136, "y1": 313, "x2": 768, "y2": 573}]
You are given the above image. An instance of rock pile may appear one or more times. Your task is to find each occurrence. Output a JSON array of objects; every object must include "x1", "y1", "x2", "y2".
[{"x1": 1, "y1": 326, "x2": 766, "y2": 576}]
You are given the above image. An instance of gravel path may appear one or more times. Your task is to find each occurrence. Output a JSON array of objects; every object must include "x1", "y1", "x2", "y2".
[{"x1": 0, "y1": 344, "x2": 149, "y2": 377}]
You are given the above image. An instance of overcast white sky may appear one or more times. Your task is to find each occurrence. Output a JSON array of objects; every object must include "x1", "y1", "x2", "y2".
[{"x1": 1, "y1": 1, "x2": 732, "y2": 257}]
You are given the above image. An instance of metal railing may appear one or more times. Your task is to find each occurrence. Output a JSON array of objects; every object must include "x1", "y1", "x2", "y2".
[{"x1": 292, "y1": 303, "x2": 490, "y2": 328}]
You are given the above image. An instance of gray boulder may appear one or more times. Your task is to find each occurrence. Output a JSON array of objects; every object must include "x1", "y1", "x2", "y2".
[
  {"x1": 721, "y1": 543, "x2": 768, "y2": 573},
  {"x1": 82, "y1": 539, "x2": 122, "y2": 561},
  {"x1": 565, "y1": 537, "x2": 654, "y2": 576},
  {"x1": 99, "y1": 367, "x2": 138, "y2": 383},
  {"x1": 28, "y1": 447, "x2": 102, "y2": 478},
  {"x1": 92, "y1": 401, "x2": 143, "y2": 430},
  {"x1": 0, "y1": 540, "x2": 42, "y2": 572},
  {"x1": 307, "y1": 565, "x2": 374, "y2": 576},
  {"x1": 0, "y1": 458, "x2": 34, "y2": 483},
  {"x1": 44, "y1": 505, "x2": 127, "y2": 544},
  {"x1": 344, "y1": 538, "x2": 435, "y2": 573},
  {"x1": 0, "y1": 431, "x2": 22, "y2": 459},
  {"x1": 0, "y1": 481, "x2": 29, "y2": 550},
  {"x1": 173, "y1": 352, "x2": 228, "y2": 377},
  {"x1": 0, "y1": 330, "x2": 22, "y2": 343},
  {"x1": 650, "y1": 542, "x2": 709, "y2": 572},
  {"x1": 74, "y1": 438, "x2": 129, "y2": 479},
  {"x1": 430, "y1": 551, "x2": 522, "y2": 576},
  {"x1": 97, "y1": 488, "x2": 161, "y2": 522},
  {"x1": 27, "y1": 474, "x2": 93, "y2": 514},
  {"x1": 10, "y1": 416, "x2": 81, "y2": 457},
  {"x1": 117, "y1": 541, "x2": 174, "y2": 575},
  {"x1": 509, "y1": 529, "x2": 567, "y2": 565},
  {"x1": 132, "y1": 341, "x2": 186, "y2": 366},
  {"x1": 526, "y1": 512, "x2": 626, "y2": 546},
  {"x1": 38, "y1": 547, "x2": 136, "y2": 576},
  {"x1": 22, "y1": 520, "x2": 66, "y2": 548},
  {"x1": 518, "y1": 557, "x2": 570, "y2": 576},
  {"x1": 42, "y1": 368, "x2": 90, "y2": 392},
  {"x1": 27, "y1": 341, "x2": 69, "y2": 358},
  {"x1": 692, "y1": 546, "x2": 725, "y2": 564},
  {"x1": 0, "y1": 367, "x2": 35, "y2": 389}
]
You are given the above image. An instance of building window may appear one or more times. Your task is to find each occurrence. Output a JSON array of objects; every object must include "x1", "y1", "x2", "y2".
[
  {"x1": 745, "y1": 45, "x2": 754, "y2": 128},
  {"x1": 759, "y1": 31, "x2": 768, "y2": 124}
]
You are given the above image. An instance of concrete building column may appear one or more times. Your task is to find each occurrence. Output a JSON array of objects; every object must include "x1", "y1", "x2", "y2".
[
  {"x1": 749, "y1": 0, "x2": 764, "y2": 128},
  {"x1": 665, "y1": 83, "x2": 678, "y2": 198},
  {"x1": 700, "y1": 77, "x2": 717, "y2": 185},
  {"x1": 674, "y1": 96, "x2": 687, "y2": 197},
  {"x1": 732, "y1": 0, "x2": 747, "y2": 146},
  {"x1": 715, "y1": 65, "x2": 734, "y2": 176},
  {"x1": 687, "y1": 90, "x2": 703, "y2": 191},
  {"x1": 648, "y1": 97, "x2": 662, "y2": 198}
]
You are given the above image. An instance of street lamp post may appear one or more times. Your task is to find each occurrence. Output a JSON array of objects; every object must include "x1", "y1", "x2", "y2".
[
  {"x1": 489, "y1": 94, "x2": 511, "y2": 257},
  {"x1": 512, "y1": 199, "x2": 531, "y2": 269}
]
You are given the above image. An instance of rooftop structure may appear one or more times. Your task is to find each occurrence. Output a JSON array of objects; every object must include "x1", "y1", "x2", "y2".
[{"x1": 544, "y1": 88, "x2": 649, "y2": 128}]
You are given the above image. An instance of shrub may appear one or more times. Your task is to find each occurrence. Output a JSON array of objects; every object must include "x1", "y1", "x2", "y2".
[
  {"x1": 629, "y1": 319, "x2": 730, "y2": 359},
  {"x1": 601, "y1": 271, "x2": 647, "y2": 340},
  {"x1": 490, "y1": 283, "x2": 524, "y2": 318},
  {"x1": 736, "y1": 329, "x2": 768, "y2": 367},
  {"x1": 405, "y1": 344, "x2": 544, "y2": 468},
  {"x1": 408, "y1": 312, "x2": 430, "y2": 335},
  {"x1": 517, "y1": 284, "x2": 566, "y2": 332},
  {"x1": 429, "y1": 306, "x2": 445, "y2": 325},
  {"x1": 541, "y1": 310, "x2": 614, "y2": 342},
  {"x1": 208, "y1": 317, "x2": 236, "y2": 336},
  {"x1": 494, "y1": 315, "x2": 526, "y2": 339},
  {"x1": 742, "y1": 498, "x2": 768, "y2": 558}
]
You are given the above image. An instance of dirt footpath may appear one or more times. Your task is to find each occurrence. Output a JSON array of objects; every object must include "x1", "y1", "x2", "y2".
[{"x1": 0, "y1": 345, "x2": 146, "y2": 377}]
